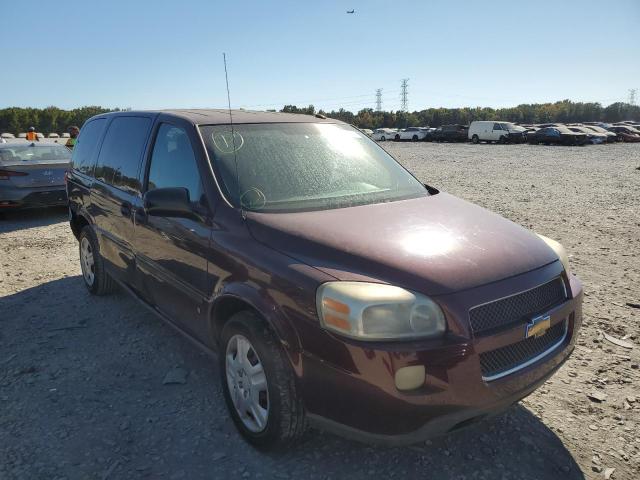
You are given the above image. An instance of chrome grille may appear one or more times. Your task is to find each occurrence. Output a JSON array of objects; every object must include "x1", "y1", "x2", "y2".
[
  {"x1": 469, "y1": 277, "x2": 566, "y2": 336},
  {"x1": 480, "y1": 320, "x2": 567, "y2": 380}
]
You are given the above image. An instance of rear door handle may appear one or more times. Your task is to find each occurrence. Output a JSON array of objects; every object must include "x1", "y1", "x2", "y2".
[{"x1": 134, "y1": 207, "x2": 147, "y2": 225}]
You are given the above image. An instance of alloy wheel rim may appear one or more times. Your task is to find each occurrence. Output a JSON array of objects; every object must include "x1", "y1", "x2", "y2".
[
  {"x1": 225, "y1": 334, "x2": 269, "y2": 432},
  {"x1": 80, "y1": 237, "x2": 95, "y2": 286}
]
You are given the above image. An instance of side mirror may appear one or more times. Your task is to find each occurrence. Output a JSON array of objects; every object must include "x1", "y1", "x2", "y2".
[
  {"x1": 144, "y1": 187, "x2": 194, "y2": 219},
  {"x1": 424, "y1": 184, "x2": 439, "y2": 195}
]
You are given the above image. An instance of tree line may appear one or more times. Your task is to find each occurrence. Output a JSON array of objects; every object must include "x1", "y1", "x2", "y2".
[
  {"x1": 282, "y1": 100, "x2": 640, "y2": 129},
  {"x1": 0, "y1": 106, "x2": 116, "y2": 135},
  {"x1": 1, "y1": 100, "x2": 638, "y2": 135}
]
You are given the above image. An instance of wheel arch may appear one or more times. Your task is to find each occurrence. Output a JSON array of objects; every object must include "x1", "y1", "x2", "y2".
[
  {"x1": 208, "y1": 286, "x2": 303, "y2": 361},
  {"x1": 70, "y1": 210, "x2": 91, "y2": 240}
]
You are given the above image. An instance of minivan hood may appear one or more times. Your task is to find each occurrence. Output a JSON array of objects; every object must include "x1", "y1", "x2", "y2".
[{"x1": 245, "y1": 193, "x2": 558, "y2": 295}]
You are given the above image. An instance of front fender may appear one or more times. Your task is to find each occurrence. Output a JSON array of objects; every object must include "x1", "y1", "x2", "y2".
[{"x1": 208, "y1": 283, "x2": 308, "y2": 376}]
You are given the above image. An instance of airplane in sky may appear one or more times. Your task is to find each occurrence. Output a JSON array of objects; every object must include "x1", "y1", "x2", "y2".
[{"x1": 346, "y1": 9, "x2": 355, "y2": 14}]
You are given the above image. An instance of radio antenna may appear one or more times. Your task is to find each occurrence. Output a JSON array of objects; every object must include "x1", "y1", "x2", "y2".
[{"x1": 223, "y1": 52, "x2": 242, "y2": 215}]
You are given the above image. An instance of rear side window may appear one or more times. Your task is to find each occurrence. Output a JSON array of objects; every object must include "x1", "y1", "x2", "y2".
[
  {"x1": 147, "y1": 124, "x2": 204, "y2": 204},
  {"x1": 72, "y1": 118, "x2": 106, "y2": 175},
  {"x1": 95, "y1": 116, "x2": 151, "y2": 193}
]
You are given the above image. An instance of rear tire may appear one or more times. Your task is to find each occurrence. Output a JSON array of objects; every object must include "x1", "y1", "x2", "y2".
[
  {"x1": 380, "y1": 136, "x2": 386, "y2": 141},
  {"x1": 220, "y1": 311, "x2": 306, "y2": 449},
  {"x1": 78, "y1": 225, "x2": 116, "y2": 295},
  {"x1": 472, "y1": 135, "x2": 480, "y2": 144},
  {"x1": 395, "y1": 134, "x2": 400, "y2": 141},
  {"x1": 412, "y1": 135, "x2": 418, "y2": 141}
]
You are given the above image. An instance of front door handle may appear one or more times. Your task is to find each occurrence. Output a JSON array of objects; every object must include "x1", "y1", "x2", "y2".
[{"x1": 120, "y1": 202, "x2": 132, "y2": 217}]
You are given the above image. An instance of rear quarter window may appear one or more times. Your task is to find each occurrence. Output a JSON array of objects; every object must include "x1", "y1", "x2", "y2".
[
  {"x1": 72, "y1": 118, "x2": 106, "y2": 175},
  {"x1": 94, "y1": 116, "x2": 151, "y2": 193}
]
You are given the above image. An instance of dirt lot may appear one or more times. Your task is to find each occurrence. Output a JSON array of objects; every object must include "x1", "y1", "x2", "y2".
[{"x1": 1, "y1": 143, "x2": 639, "y2": 480}]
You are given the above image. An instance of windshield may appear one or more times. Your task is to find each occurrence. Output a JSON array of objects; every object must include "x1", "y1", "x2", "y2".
[
  {"x1": 200, "y1": 123, "x2": 427, "y2": 212},
  {"x1": 0, "y1": 144, "x2": 71, "y2": 163}
]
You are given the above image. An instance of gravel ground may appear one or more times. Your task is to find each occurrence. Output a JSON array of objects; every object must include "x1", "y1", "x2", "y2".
[{"x1": 1, "y1": 142, "x2": 639, "y2": 480}]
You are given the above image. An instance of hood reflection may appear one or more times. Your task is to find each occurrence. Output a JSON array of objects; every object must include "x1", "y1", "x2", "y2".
[{"x1": 402, "y1": 227, "x2": 459, "y2": 258}]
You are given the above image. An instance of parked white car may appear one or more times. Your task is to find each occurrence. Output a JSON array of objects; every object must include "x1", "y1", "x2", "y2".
[
  {"x1": 394, "y1": 127, "x2": 428, "y2": 141},
  {"x1": 468, "y1": 121, "x2": 527, "y2": 144},
  {"x1": 371, "y1": 128, "x2": 397, "y2": 141}
]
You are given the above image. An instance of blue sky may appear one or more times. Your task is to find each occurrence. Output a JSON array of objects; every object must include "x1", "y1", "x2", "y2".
[{"x1": 1, "y1": 0, "x2": 638, "y2": 111}]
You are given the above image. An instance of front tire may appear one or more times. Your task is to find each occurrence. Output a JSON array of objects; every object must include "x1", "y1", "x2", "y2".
[
  {"x1": 78, "y1": 225, "x2": 116, "y2": 295},
  {"x1": 220, "y1": 311, "x2": 305, "y2": 449}
]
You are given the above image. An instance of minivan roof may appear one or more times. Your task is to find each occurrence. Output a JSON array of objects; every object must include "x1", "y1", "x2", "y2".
[{"x1": 94, "y1": 109, "x2": 341, "y2": 126}]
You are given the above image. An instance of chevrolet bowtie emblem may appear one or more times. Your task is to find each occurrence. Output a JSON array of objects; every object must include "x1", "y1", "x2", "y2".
[{"x1": 526, "y1": 314, "x2": 551, "y2": 339}]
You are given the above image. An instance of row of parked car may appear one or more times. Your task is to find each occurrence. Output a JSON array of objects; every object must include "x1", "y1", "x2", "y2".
[
  {"x1": 0, "y1": 132, "x2": 71, "y2": 140},
  {"x1": 366, "y1": 120, "x2": 640, "y2": 145}
]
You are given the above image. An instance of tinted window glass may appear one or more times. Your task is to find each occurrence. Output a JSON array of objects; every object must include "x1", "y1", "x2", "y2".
[
  {"x1": 493, "y1": 123, "x2": 502, "y2": 130},
  {"x1": 95, "y1": 116, "x2": 151, "y2": 193},
  {"x1": 72, "y1": 118, "x2": 106, "y2": 175},
  {"x1": 147, "y1": 124, "x2": 204, "y2": 204}
]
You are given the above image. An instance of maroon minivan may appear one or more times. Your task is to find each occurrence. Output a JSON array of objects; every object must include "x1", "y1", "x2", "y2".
[{"x1": 67, "y1": 110, "x2": 583, "y2": 448}]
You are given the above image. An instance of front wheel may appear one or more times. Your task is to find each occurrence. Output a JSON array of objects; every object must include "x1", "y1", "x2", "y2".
[
  {"x1": 394, "y1": 134, "x2": 400, "y2": 141},
  {"x1": 412, "y1": 135, "x2": 419, "y2": 141},
  {"x1": 220, "y1": 311, "x2": 306, "y2": 449},
  {"x1": 380, "y1": 136, "x2": 386, "y2": 141}
]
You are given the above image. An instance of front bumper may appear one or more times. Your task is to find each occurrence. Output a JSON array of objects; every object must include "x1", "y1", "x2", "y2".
[
  {"x1": 0, "y1": 185, "x2": 67, "y2": 209},
  {"x1": 307, "y1": 352, "x2": 570, "y2": 446},
  {"x1": 506, "y1": 133, "x2": 527, "y2": 143},
  {"x1": 298, "y1": 263, "x2": 583, "y2": 445}
]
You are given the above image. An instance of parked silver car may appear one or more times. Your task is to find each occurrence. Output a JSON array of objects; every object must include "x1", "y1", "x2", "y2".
[{"x1": 0, "y1": 143, "x2": 71, "y2": 210}]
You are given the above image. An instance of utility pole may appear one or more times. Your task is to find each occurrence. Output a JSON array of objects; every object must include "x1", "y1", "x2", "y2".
[
  {"x1": 375, "y1": 88, "x2": 382, "y2": 112},
  {"x1": 400, "y1": 79, "x2": 409, "y2": 112},
  {"x1": 629, "y1": 89, "x2": 637, "y2": 106}
]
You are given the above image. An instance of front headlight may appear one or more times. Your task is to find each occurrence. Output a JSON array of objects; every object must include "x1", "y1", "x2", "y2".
[
  {"x1": 537, "y1": 234, "x2": 570, "y2": 273},
  {"x1": 316, "y1": 282, "x2": 446, "y2": 340}
]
